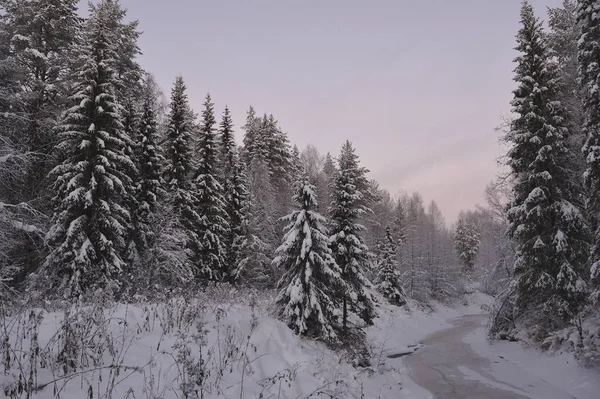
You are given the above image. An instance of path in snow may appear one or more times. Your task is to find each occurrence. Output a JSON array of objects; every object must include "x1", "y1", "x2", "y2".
[{"x1": 404, "y1": 314, "x2": 579, "y2": 399}]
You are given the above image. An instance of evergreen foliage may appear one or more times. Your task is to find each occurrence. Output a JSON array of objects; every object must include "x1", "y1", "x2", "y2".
[
  {"x1": 237, "y1": 154, "x2": 277, "y2": 285},
  {"x1": 275, "y1": 176, "x2": 345, "y2": 342},
  {"x1": 454, "y1": 219, "x2": 481, "y2": 271},
  {"x1": 132, "y1": 79, "x2": 165, "y2": 255},
  {"x1": 241, "y1": 105, "x2": 262, "y2": 165},
  {"x1": 164, "y1": 76, "x2": 194, "y2": 202},
  {"x1": 329, "y1": 140, "x2": 377, "y2": 329},
  {"x1": 219, "y1": 106, "x2": 236, "y2": 192},
  {"x1": 578, "y1": 0, "x2": 600, "y2": 298},
  {"x1": 218, "y1": 106, "x2": 240, "y2": 279},
  {"x1": 290, "y1": 145, "x2": 303, "y2": 181},
  {"x1": 376, "y1": 227, "x2": 407, "y2": 306},
  {"x1": 163, "y1": 76, "x2": 202, "y2": 282},
  {"x1": 548, "y1": 0, "x2": 584, "y2": 155},
  {"x1": 190, "y1": 94, "x2": 229, "y2": 281},
  {"x1": 43, "y1": 0, "x2": 135, "y2": 298},
  {"x1": 504, "y1": 2, "x2": 589, "y2": 333},
  {"x1": 0, "y1": 0, "x2": 81, "y2": 280}
]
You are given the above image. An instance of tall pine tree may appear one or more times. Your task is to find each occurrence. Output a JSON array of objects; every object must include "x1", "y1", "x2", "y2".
[
  {"x1": 505, "y1": 2, "x2": 589, "y2": 334},
  {"x1": 329, "y1": 140, "x2": 376, "y2": 329},
  {"x1": 43, "y1": 0, "x2": 135, "y2": 298}
]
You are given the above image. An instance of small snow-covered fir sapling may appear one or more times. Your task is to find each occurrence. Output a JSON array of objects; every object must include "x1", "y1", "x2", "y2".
[
  {"x1": 376, "y1": 227, "x2": 407, "y2": 306},
  {"x1": 274, "y1": 176, "x2": 345, "y2": 343}
]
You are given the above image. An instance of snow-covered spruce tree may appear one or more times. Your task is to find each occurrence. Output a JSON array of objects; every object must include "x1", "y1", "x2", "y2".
[
  {"x1": 323, "y1": 152, "x2": 336, "y2": 178},
  {"x1": 217, "y1": 107, "x2": 260, "y2": 283},
  {"x1": 218, "y1": 106, "x2": 238, "y2": 277},
  {"x1": 241, "y1": 105, "x2": 262, "y2": 165},
  {"x1": 261, "y1": 113, "x2": 294, "y2": 220},
  {"x1": 501, "y1": 2, "x2": 589, "y2": 336},
  {"x1": 290, "y1": 144, "x2": 303, "y2": 182},
  {"x1": 219, "y1": 106, "x2": 235, "y2": 192},
  {"x1": 318, "y1": 152, "x2": 336, "y2": 219},
  {"x1": 248, "y1": 112, "x2": 288, "y2": 177},
  {"x1": 548, "y1": 0, "x2": 585, "y2": 160},
  {"x1": 362, "y1": 181, "x2": 392, "y2": 253},
  {"x1": 578, "y1": 0, "x2": 600, "y2": 298},
  {"x1": 121, "y1": 98, "x2": 141, "y2": 262},
  {"x1": 300, "y1": 144, "x2": 328, "y2": 214},
  {"x1": 245, "y1": 112, "x2": 293, "y2": 217},
  {"x1": 2, "y1": 0, "x2": 81, "y2": 195},
  {"x1": 0, "y1": 20, "x2": 37, "y2": 284},
  {"x1": 227, "y1": 153, "x2": 258, "y2": 282},
  {"x1": 162, "y1": 76, "x2": 201, "y2": 283},
  {"x1": 241, "y1": 108, "x2": 294, "y2": 249},
  {"x1": 398, "y1": 192, "x2": 430, "y2": 300},
  {"x1": 42, "y1": 1, "x2": 135, "y2": 298},
  {"x1": 111, "y1": 2, "x2": 143, "y2": 102},
  {"x1": 132, "y1": 79, "x2": 165, "y2": 256},
  {"x1": 454, "y1": 218, "x2": 481, "y2": 272},
  {"x1": 164, "y1": 76, "x2": 194, "y2": 211},
  {"x1": 392, "y1": 200, "x2": 408, "y2": 248},
  {"x1": 376, "y1": 227, "x2": 407, "y2": 306},
  {"x1": 237, "y1": 154, "x2": 277, "y2": 285},
  {"x1": 275, "y1": 176, "x2": 345, "y2": 342},
  {"x1": 191, "y1": 94, "x2": 229, "y2": 281},
  {"x1": 329, "y1": 140, "x2": 376, "y2": 329},
  {"x1": 87, "y1": 0, "x2": 143, "y2": 102},
  {"x1": 93, "y1": 1, "x2": 143, "y2": 264},
  {"x1": 0, "y1": 0, "x2": 80, "y2": 282}
]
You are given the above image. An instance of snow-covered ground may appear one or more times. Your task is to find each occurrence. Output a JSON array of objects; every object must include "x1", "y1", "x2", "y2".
[
  {"x1": 2, "y1": 288, "x2": 597, "y2": 398},
  {"x1": 464, "y1": 321, "x2": 600, "y2": 399}
]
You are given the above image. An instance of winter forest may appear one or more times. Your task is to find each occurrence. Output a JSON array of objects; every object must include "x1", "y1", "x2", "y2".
[{"x1": 0, "y1": 0, "x2": 599, "y2": 398}]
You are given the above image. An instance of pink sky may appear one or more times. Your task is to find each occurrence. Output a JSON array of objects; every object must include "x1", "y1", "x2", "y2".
[{"x1": 108, "y1": 0, "x2": 564, "y2": 223}]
